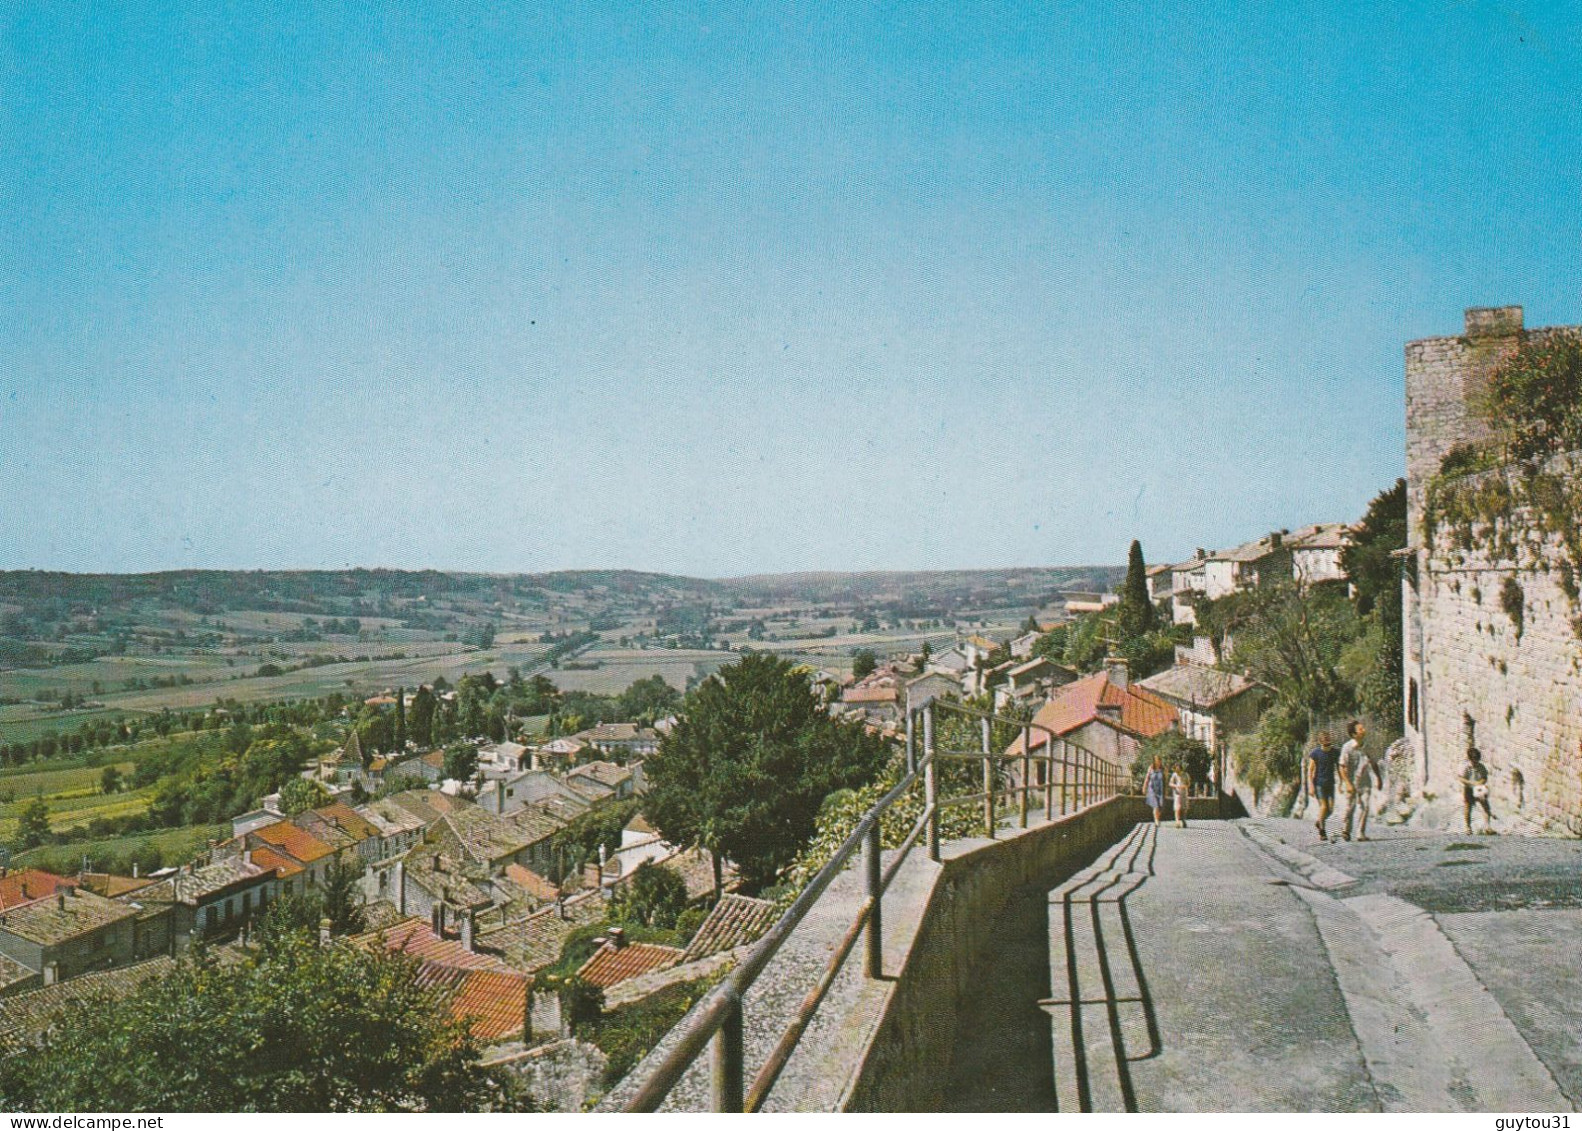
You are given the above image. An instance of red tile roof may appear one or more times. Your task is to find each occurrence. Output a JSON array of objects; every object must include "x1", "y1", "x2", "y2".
[
  {"x1": 306, "y1": 802, "x2": 379, "y2": 842},
  {"x1": 249, "y1": 820, "x2": 338, "y2": 865},
  {"x1": 682, "y1": 894, "x2": 778, "y2": 962},
  {"x1": 413, "y1": 963, "x2": 529, "y2": 1042},
  {"x1": 504, "y1": 863, "x2": 560, "y2": 902},
  {"x1": 842, "y1": 685, "x2": 899, "y2": 704},
  {"x1": 577, "y1": 940, "x2": 684, "y2": 989},
  {"x1": 1008, "y1": 672, "x2": 1177, "y2": 754},
  {"x1": 347, "y1": 917, "x2": 512, "y2": 972},
  {"x1": 0, "y1": 869, "x2": 71, "y2": 912},
  {"x1": 247, "y1": 844, "x2": 303, "y2": 878}
]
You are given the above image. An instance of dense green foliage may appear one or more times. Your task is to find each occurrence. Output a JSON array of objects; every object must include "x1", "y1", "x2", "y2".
[
  {"x1": 0, "y1": 934, "x2": 510, "y2": 1112},
  {"x1": 1133, "y1": 730, "x2": 1210, "y2": 789},
  {"x1": 645, "y1": 653, "x2": 890, "y2": 891},
  {"x1": 609, "y1": 861, "x2": 690, "y2": 929},
  {"x1": 851, "y1": 648, "x2": 878, "y2": 680}
]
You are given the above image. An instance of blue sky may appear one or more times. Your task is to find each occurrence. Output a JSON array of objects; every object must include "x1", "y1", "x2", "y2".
[{"x1": 2, "y1": 2, "x2": 1578, "y2": 576}]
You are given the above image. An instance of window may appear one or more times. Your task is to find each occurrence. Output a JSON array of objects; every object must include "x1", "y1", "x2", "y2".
[{"x1": 1408, "y1": 678, "x2": 1420, "y2": 730}]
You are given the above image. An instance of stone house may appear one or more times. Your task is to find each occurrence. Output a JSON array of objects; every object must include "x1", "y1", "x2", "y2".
[
  {"x1": 1135, "y1": 664, "x2": 1266, "y2": 782},
  {"x1": 1289, "y1": 523, "x2": 1353, "y2": 587},
  {"x1": 0, "y1": 884, "x2": 141, "y2": 987},
  {"x1": 1004, "y1": 659, "x2": 1177, "y2": 776}
]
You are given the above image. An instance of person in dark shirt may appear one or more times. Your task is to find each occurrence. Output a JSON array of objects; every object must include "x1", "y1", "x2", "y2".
[{"x1": 1306, "y1": 731, "x2": 1338, "y2": 841}]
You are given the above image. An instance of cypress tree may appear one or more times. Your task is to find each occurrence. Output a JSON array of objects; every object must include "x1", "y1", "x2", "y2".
[{"x1": 1119, "y1": 539, "x2": 1156, "y2": 638}]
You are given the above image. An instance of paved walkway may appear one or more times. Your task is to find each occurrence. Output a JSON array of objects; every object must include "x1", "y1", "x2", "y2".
[{"x1": 1023, "y1": 818, "x2": 1579, "y2": 1112}]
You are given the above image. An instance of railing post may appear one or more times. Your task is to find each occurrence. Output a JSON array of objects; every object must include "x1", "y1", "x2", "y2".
[
  {"x1": 1060, "y1": 740, "x2": 1069, "y2": 816},
  {"x1": 981, "y1": 716, "x2": 994, "y2": 838},
  {"x1": 924, "y1": 705, "x2": 939, "y2": 862},
  {"x1": 1020, "y1": 723, "x2": 1031, "y2": 828},
  {"x1": 712, "y1": 988, "x2": 744, "y2": 1113},
  {"x1": 864, "y1": 819, "x2": 883, "y2": 978},
  {"x1": 905, "y1": 706, "x2": 916, "y2": 774}
]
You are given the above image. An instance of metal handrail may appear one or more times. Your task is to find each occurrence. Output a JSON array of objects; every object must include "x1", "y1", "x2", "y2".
[{"x1": 620, "y1": 697, "x2": 1127, "y2": 1112}]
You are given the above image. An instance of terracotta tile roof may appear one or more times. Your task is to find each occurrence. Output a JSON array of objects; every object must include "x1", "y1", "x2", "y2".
[
  {"x1": 624, "y1": 814, "x2": 657, "y2": 836},
  {"x1": 1136, "y1": 665, "x2": 1258, "y2": 709},
  {"x1": 682, "y1": 894, "x2": 778, "y2": 962},
  {"x1": 577, "y1": 940, "x2": 684, "y2": 989},
  {"x1": 0, "y1": 869, "x2": 71, "y2": 912},
  {"x1": 0, "y1": 956, "x2": 176, "y2": 1048},
  {"x1": 0, "y1": 887, "x2": 139, "y2": 946},
  {"x1": 1008, "y1": 672, "x2": 1177, "y2": 754},
  {"x1": 77, "y1": 873, "x2": 156, "y2": 899},
  {"x1": 842, "y1": 685, "x2": 899, "y2": 704},
  {"x1": 346, "y1": 917, "x2": 512, "y2": 972},
  {"x1": 504, "y1": 805, "x2": 564, "y2": 846},
  {"x1": 504, "y1": 864, "x2": 560, "y2": 902},
  {"x1": 564, "y1": 777, "x2": 615, "y2": 802},
  {"x1": 305, "y1": 801, "x2": 380, "y2": 842},
  {"x1": 385, "y1": 789, "x2": 447, "y2": 824},
  {"x1": 477, "y1": 890, "x2": 606, "y2": 973},
  {"x1": 414, "y1": 963, "x2": 529, "y2": 1042},
  {"x1": 247, "y1": 844, "x2": 302, "y2": 878},
  {"x1": 567, "y1": 760, "x2": 631, "y2": 788},
  {"x1": 357, "y1": 796, "x2": 428, "y2": 836},
  {"x1": 0, "y1": 954, "x2": 37, "y2": 994},
  {"x1": 442, "y1": 806, "x2": 538, "y2": 865},
  {"x1": 249, "y1": 820, "x2": 338, "y2": 865}
]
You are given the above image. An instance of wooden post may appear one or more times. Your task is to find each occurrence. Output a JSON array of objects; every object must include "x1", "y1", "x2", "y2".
[
  {"x1": 981, "y1": 716, "x2": 994, "y2": 838},
  {"x1": 1020, "y1": 723, "x2": 1031, "y2": 828},
  {"x1": 712, "y1": 989, "x2": 745, "y2": 1112},
  {"x1": 924, "y1": 704, "x2": 939, "y2": 862},
  {"x1": 865, "y1": 820, "x2": 883, "y2": 978}
]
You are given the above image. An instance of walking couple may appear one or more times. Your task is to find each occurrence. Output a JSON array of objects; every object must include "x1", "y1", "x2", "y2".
[
  {"x1": 1144, "y1": 756, "x2": 1190, "y2": 828},
  {"x1": 1307, "y1": 721, "x2": 1381, "y2": 842}
]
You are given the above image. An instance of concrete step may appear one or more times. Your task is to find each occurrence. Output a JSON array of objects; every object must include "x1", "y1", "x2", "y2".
[{"x1": 1045, "y1": 822, "x2": 1157, "y2": 1112}]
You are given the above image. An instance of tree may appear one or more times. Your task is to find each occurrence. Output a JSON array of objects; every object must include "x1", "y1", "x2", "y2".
[
  {"x1": 610, "y1": 861, "x2": 689, "y2": 929},
  {"x1": 1341, "y1": 479, "x2": 1407, "y2": 618},
  {"x1": 851, "y1": 649, "x2": 878, "y2": 680},
  {"x1": 644, "y1": 653, "x2": 889, "y2": 895},
  {"x1": 279, "y1": 777, "x2": 330, "y2": 817},
  {"x1": 17, "y1": 797, "x2": 50, "y2": 849},
  {"x1": 1117, "y1": 539, "x2": 1156, "y2": 638},
  {"x1": 1340, "y1": 479, "x2": 1408, "y2": 733},
  {"x1": 442, "y1": 742, "x2": 478, "y2": 783},
  {"x1": 0, "y1": 932, "x2": 507, "y2": 1112},
  {"x1": 100, "y1": 765, "x2": 122, "y2": 794},
  {"x1": 321, "y1": 856, "x2": 367, "y2": 936},
  {"x1": 409, "y1": 686, "x2": 437, "y2": 749}
]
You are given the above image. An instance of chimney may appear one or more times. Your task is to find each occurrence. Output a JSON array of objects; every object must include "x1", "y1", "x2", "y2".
[
  {"x1": 1465, "y1": 306, "x2": 1523, "y2": 339},
  {"x1": 58, "y1": 891, "x2": 67, "y2": 911},
  {"x1": 557, "y1": 893, "x2": 568, "y2": 921},
  {"x1": 1194, "y1": 548, "x2": 1206, "y2": 560},
  {"x1": 1268, "y1": 531, "x2": 1283, "y2": 549},
  {"x1": 431, "y1": 902, "x2": 443, "y2": 935},
  {"x1": 433, "y1": 854, "x2": 442, "y2": 873},
  {"x1": 1104, "y1": 656, "x2": 1130, "y2": 690},
  {"x1": 460, "y1": 909, "x2": 475, "y2": 953},
  {"x1": 607, "y1": 926, "x2": 626, "y2": 949},
  {"x1": 132, "y1": 863, "x2": 139, "y2": 879},
  {"x1": 319, "y1": 918, "x2": 332, "y2": 946}
]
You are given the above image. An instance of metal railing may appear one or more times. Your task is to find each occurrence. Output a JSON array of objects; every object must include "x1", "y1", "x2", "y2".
[{"x1": 621, "y1": 697, "x2": 1129, "y2": 1112}]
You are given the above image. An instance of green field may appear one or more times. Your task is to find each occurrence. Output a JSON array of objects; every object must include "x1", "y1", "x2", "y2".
[
  {"x1": 0, "y1": 705, "x2": 137, "y2": 745},
  {"x1": 12, "y1": 823, "x2": 227, "y2": 874}
]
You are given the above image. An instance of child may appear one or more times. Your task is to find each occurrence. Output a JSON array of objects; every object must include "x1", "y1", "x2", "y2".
[
  {"x1": 1143, "y1": 756, "x2": 1166, "y2": 827},
  {"x1": 1459, "y1": 747, "x2": 1494, "y2": 835}
]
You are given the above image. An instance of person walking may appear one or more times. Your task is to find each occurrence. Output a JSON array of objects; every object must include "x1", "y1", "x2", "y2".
[
  {"x1": 1169, "y1": 763, "x2": 1190, "y2": 827},
  {"x1": 1339, "y1": 720, "x2": 1377, "y2": 842},
  {"x1": 1144, "y1": 756, "x2": 1166, "y2": 827},
  {"x1": 1459, "y1": 747, "x2": 1495, "y2": 834},
  {"x1": 1307, "y1": 731, "x2": 1338, "y2": 841}
]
